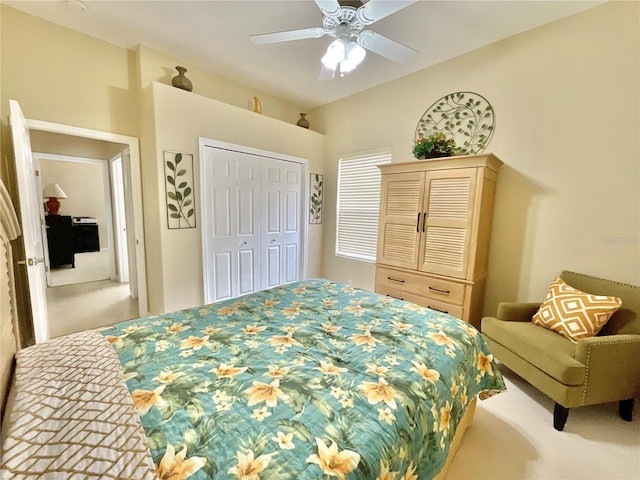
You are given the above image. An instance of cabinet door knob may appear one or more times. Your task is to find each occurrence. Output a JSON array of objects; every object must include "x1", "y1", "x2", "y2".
[
  {"x1": 416, "y1": 213, "x2": 420, "y2": 232},
  {"x1": 422, "y1": 212, "x2": 426, "y2": 233}
]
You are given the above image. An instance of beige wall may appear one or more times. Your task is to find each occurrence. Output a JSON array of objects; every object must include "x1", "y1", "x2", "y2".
[
  {"x1": 144, "y1": 82, "x2": 325, "y2": 313},
  {"x1": 30, "y1": 131, "x2": 121, "y2": 161},
  {"x1": 2, "y1": 1, "x2": 637, "y2": 327},
  {"x1": 0, "y1": 5, "x2": 138, "y2": 138},
  {"x1": 0, "y1": 4, "x2": 320, "y2": 322},
  {"x1": 311, "y1": 2, "x2": 640, "y2": 316},
  {"x1": 39, "y1": 159, "x2": 108, "y2": 248},
  {"x1": 137, "y1": 45, "x2": 307, "y2": 126},
  {"x1": 1, "y1": 5, "x2": 315, "y2": 166}
]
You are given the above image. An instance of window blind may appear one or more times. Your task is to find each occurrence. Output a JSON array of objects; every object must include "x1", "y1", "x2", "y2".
[{"x1": 335, "y1": 150, "x2": 391, "y2": 262}]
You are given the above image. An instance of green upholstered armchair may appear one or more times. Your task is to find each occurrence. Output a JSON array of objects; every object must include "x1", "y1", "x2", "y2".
[{"x1": 481, "y1": 270, "x2": 640, "y2": 431}]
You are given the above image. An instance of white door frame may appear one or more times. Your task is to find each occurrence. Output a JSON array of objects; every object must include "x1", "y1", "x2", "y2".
[
  {"x1": 199, "y1": 137, "x2": 309, "y2": 303},
  {"x1": 24, "y1": 118, "x2": 148, "y2": 317},
  {"x1": 109, "y1": 154, "x2": 129, "y2": 283}
]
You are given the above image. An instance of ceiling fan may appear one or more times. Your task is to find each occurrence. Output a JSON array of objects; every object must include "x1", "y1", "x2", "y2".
[{"x1": 250, "y1": 0, "x2": 419, "y2": 77}]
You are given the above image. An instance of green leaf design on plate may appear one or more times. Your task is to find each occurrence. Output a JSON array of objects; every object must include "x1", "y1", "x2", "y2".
[{"x1": 414, "y1": 91, "x2": 494, "y2": 155}]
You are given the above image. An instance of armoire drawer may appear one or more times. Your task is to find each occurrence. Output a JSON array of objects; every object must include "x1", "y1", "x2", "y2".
[
  {"x1": 420, "y1": 298, "x2": 464, "y2": 319},
  {"x1": 376, "y1": 285, "x2": 425, "y2": 305},
  {"x1": 376, "y1": 285, "x2": 465, "y2": 319},
  {"x1": 376, "y1": 266, "x2": 466, "y2": 305}
]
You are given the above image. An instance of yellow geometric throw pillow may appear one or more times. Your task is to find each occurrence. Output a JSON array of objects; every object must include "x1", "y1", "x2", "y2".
[{"x1": 532, "y1": 277, "x2": 622, "y2": 343}]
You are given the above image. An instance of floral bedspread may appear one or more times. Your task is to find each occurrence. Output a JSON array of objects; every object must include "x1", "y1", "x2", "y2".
[{"x1": 100, "y1": 279, "x2": 505, "y2": 480}]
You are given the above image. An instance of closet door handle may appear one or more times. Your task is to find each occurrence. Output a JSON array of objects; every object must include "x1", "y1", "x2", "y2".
[
  {"x1": 416, "y1": 213, "x2": 421, "y2": 232},
  {"x1": 422, "y1": 212, "x2": 427, "y2": 232},
  {"x1": 428, "y1": 286, "x2": 451, "y2": 295}
]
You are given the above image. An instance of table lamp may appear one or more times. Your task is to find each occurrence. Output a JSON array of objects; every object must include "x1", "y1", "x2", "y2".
[{"x1": 42, "y1": 183, "x2": 68, "y2": 215}]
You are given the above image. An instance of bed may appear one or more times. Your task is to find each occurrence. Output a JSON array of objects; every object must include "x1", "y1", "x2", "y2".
[{"x1": 0, "y1": 179, "x2": 506, "y2": 479}]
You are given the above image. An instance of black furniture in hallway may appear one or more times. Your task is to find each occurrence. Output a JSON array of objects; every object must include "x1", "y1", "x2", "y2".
[{"x1": 46, "y1": 215, "x2": 100, "y2": 268}]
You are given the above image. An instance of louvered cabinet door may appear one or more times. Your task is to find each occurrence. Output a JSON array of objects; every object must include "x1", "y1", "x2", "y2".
[
  {"x1": 418, "y1": 168, "x2": 478, "y2": 278},
  {"x1": 376, "y1": 172, "x2": 425, "y2": 269}
]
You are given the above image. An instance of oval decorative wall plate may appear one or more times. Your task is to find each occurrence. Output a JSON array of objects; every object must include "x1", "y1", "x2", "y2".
[{"x1": 415, "y1": 92, "x2": 495, "y2": 154}]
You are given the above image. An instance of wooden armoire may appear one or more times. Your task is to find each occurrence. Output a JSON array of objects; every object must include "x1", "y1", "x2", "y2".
[{"x1": 374, "y1": 153, "x2": 502, "y2": 329}]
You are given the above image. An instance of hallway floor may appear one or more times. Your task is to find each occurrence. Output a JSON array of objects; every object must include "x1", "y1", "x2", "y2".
[
  {"x1": 49, "y1": 250, "x2": 111, "y2": 287},
  {"x1": 46, "y1": 279, "x2": 138, "y2": 338}
]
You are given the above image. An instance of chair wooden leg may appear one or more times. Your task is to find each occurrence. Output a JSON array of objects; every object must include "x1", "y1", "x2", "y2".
[
  {"x1": 553, "y1": 403, "x2": 569, "y2": 431},
  {"x1": 619, "y1": 399, "x2": 634, "y2": 422}
]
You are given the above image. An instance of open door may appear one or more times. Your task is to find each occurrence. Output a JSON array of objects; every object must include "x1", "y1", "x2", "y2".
[
  {"x1": 110, "y1": 155, "x2": 129, "y2": 283},
  {"x1": 9, "y1": 99, "x2": 50, "y2": 343}
]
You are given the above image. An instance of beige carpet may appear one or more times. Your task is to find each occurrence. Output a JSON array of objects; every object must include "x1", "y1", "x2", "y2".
[
  {"x1": 448, "y1": 364, "x2": 640, "y2": 479},
  {"x1": 46, "y1": 279, "x2": 138, "y2": 338},
  {"x1": 47, "y1": 249, "x2": 138, "y2": 338}
]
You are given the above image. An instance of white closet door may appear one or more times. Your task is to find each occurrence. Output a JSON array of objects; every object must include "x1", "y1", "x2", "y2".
[
  {"x1": 202, "y1": 148, "x2": 260, "y2": 302},
  {"x1": 261, "y1": 158, "x2": 303, "y2": 289}
]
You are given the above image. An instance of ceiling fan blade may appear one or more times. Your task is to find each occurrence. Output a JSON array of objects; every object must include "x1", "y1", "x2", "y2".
[
  {"x1": 357, "y1": 0, "x2": 418, "y2": 25},
  {"x1": 250, "y1": 27, "x2": 326, "y2": 45},
  {"x1": 314, "y1": 0, "x2": 342, "y2": 18},
  {"x1": 358, "y1": 30, "x2": 418, "y2": 64}
]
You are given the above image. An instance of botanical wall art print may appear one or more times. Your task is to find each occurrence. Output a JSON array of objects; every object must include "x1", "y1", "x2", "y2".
[
  {"x1": 164, "y1": 151, "x2": 196, "y2": 229},
  {"x1": 309, "y1": 173, "x2": 323, "y2": 224},
  {"x1": 416, "y1": 91, "x2": 495, "y2": 154}
]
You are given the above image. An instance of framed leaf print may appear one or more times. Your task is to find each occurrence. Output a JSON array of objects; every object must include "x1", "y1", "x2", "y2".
[
  {"x1": 164, "y1": 151, "x2": 196, "y2": 229},
  {"x1": 310, "y1": 173, "x2": 323, "y2": 224}
]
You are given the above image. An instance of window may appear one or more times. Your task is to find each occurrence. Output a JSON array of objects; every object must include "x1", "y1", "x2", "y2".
[{"x1": 335, "y1": 149, "x2": 391, "y2": 262}]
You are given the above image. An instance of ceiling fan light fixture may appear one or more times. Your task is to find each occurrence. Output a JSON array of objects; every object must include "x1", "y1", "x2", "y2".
[
  {"x1": 321, "y1": 38, "x2": 346, "y2": 70},
  {"x1": 251, "y1": 1, "x2": 418, "y2": 78},
  {"x1": 340, "y1": 41, "x2": 366, "y2": 72}
]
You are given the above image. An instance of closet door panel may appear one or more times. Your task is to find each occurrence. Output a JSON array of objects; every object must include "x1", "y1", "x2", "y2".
[
  {"x1": 285, "y1": 191, "x2": 298, "y2": 232},
  {"x1": 237, "y1": 189, "x2": 255, "y2": 236},
  {"x1": 261, "y1": 159, "x2": 302, "y2": 289},
  {"x1": 262, "y1": 161, "x2": 282, "y2": 289},
  {"x1": 213, "y1": 187, "x2": 231, "y2": 237},
  {"x1": 214, "y1": 251, "x2": 233, "y2": 301},
  {"x1": 265, "y1": 245, "x2": 281, "y2": 288},
  {"x1": 281, "y1": 163, "x2": 302, "y2": 285},
  {"x1": 238, "y1": 248, "x2": 257, "y2": 296},
  {"x1": 285, "y1": 243, "x2": 298, "y2": 283},
  {"x1": 203, "y1": 144, "x2": 305, "y2": 303},
  {"x1": 284, "y1": 186, "x2": 299, "y2": 284},
  {"x1": 265, "y1": 190, "x2": 281, "y2": 234},
  {"x1": 202, "y1": 147, "x2": 260, "y2": 302},
  {"x1": 202, "y1": 147, "x2": 235, "y2": 302},
  {"x1": 234, "y1": 159, "x2": 261, "y2": 297}
]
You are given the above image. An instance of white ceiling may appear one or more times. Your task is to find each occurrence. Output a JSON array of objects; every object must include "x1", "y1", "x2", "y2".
[{"x1": 6, "y1": 0, "x2": 605, "y2": 109}]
